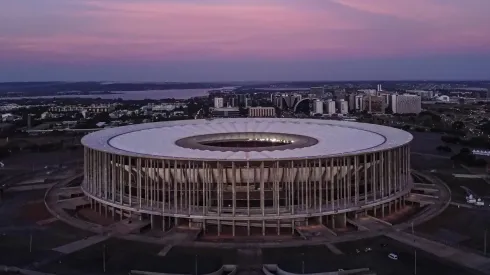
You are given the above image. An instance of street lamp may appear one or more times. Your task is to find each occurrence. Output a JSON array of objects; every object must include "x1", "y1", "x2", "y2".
[
  {"x1": 195, "y1": 254, "x2": 198, "y2": 275},
  {"x1": 301, "y1": 252, "x2": 305, "y2": 274}
]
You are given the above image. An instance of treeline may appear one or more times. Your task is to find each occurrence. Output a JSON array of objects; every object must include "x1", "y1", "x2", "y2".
[
  {"x1": 450, "y1": 148, "x2": 487, "y2": 167},
  {"x1": 441, "y1": 135, "x2": 490, "y2": 149}
]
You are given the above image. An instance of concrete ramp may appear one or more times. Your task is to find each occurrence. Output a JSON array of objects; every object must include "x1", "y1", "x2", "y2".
[
  {"x1": 406, "y1": 193, "x2": 439, "y2": 205},
  {"x1": 106, "y1": 219, "x2": 150, "y2": 235},
  {"x1": 296, "y1": 224, "x2": 337, "y2": 240},
  {"x1": 354, "y1": 216, "x2": 389, "y2": 231},
  {"x1": 453, "y1": 174, "x2": 486, "y2": 179},
  {"x1": 157, "y1": 245, "x2": 173, "y2": 257},
  {"x1": 346, "y1": 218, "x2": 369, "y2": 231},
  {"x1": 159, "y1": 226, "x2": 202, "y2": 244},
  {"x1": 58, "y1": 196, "x2": 90, "y2": 210},
  {"x1": 53, "y1": 235, "x2": 109, "y2": 254}
]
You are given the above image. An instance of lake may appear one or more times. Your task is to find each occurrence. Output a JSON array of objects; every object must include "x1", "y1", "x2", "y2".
[{"x1": 0, "y1": 87, "x2": 236, "y2": 101}]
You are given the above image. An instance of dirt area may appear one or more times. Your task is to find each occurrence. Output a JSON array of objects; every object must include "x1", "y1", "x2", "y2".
[
  {"x1": 18, "y1": 202, "x2": 52, "y2": 222},
  {"x1": 76, "y1": 208, "x2": 116, "y2": 226}
]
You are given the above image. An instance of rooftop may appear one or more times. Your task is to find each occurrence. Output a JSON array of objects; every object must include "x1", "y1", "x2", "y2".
[{"x1": 81, "y1": 118, "x2": 413, "y2": 161}]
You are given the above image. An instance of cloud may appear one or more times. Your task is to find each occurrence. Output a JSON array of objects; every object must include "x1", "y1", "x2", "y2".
[{"x1": 0, "y1": 0, "x2": 489, "y2": 63}]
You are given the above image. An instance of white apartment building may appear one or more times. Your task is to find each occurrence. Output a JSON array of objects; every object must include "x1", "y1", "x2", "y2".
[
  {"x1": 313, "y1": 100, "x2": 323, "y2": 114},
  {"x1": 248, "y1": 107, "x2": 276, "y2": 117},
  {"x1": 336, "y1": 99, "x2": 349, "y2": 114},
  {"x1": 214, "y1": 97, "x2": 224, "y2": 109},
  {"x1": 325, "y1": 100, "x2": 336, "y2": 115},
  {"x1": 391, "y1": 94, "x2": 422, "y2": 114},
  {"x1": 355, "y1": 95, "x2": 364, "y2": 112}
]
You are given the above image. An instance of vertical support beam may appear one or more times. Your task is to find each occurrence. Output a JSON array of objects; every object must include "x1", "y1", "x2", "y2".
[
  {"x1": 291, "y1": 160, "x2": 295, "y2": 235},
  {"x1": 232, "y1": 161, "x2": 236, "y2": 237},
  {"x1": 363, "y1": 154, "x2": 368, "y2": 203},
  {"x1": 276, "y1": 161, "x2": 280, "y2": 235},
  {"x1": 173, "y1": 160, "x2": 178, "y2": 226},
  {"x1": 119, "y1": 155, "x2": 123, "y2": 206},
  {"x1": 247, "y1": 161, "x2": 250, "y2": 236},
  {"x1": 162, "y1": 159, "x2": 166, "y2": 231},
  {"x1": 319, "y1": 159, "x2": 323, "y2": 213},
  {"x1": 330, "y1": 158, "x2": 334, "y2": 210},
  {"x1": 260, "y1": 161, "x2": 265, "y2": 236},
  {"x1": 128, "y1": 157, "x2": 132, "y2": 208}
]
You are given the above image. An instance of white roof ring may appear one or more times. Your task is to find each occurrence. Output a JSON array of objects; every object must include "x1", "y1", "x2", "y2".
[{"x1": 81, "y1": 118, "x2": 413, "y2": 161}]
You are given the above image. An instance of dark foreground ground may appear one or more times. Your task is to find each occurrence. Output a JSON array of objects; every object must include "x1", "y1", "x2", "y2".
[
  {"x1": 0, "y1": 186, "x2": 475, "y2": 275},
  {"x1": 264, "y1": 236, "x2": 472, "y2": 275},
  {"x1": 0, "y1": 137, "x2": 483, "y2": 275}
]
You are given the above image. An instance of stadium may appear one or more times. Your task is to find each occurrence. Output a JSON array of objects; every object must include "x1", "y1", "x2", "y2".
[{"x1": 81, "y1": 118, "x2": 413, "y2": 237}]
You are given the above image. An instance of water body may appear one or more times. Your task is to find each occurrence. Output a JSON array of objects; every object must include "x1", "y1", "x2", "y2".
[
  {"x1": 0, "y1": 87, "x2": 236, "y2": 101},
  {"x1": 258, "y1": 88, "x2": 310, "y2": 91}
]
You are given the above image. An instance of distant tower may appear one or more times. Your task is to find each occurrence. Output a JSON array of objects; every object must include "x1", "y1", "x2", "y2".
[
  {"x1": 377, "y1": 84, "x2": 382, "y2": 93},
  {"x1": 214, "y1": 97, "x2": 224, "y2": 108},
  {"x1": 27, "y1": 114, "x2": 33, "y2": 130}
]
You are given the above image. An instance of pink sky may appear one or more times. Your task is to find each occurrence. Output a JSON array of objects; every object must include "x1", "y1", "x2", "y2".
[{"x1": 1, "y1": 0, "x2": 490, "y2": 81}]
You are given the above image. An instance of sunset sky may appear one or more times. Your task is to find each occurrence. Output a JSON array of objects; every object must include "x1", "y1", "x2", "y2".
[{"x1": 1, "y1": 0, "x2": 489, "y2": 81}]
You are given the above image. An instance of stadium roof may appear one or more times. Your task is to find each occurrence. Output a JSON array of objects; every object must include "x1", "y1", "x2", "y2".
[{"x1": 81, "y1": 118, "x2": 413, "y2": 161}]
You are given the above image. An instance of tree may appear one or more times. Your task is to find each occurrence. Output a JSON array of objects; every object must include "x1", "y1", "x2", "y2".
[
  {"x1": 436, "y1": 145, "x2": 452, "y2": 153},
  {"x1": 452, "y1": 121, "x2": 465, "y2": 130}
]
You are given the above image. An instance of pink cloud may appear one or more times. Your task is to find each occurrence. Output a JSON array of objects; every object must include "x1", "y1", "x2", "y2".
[{"x1": 1, "y1": 0, "x2": 489, "y2": 62}]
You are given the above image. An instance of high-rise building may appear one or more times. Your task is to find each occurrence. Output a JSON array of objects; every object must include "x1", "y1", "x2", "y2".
[
  {"x1": 355, "y1": 95, "x2": 364, "y2": 112},
  {"x1": 248, "y1": 107, "x2": 276, "y2": 117},
  {"x1": 363, "y1": 95, "x2": 385, "y2": 114},
  {"x1": 229, "y1": 97, "x2": 236, "y2": 107},
  {"x1": 273, "y1": 94, "x2": 301, "y2": 110},
  {"x1": 391, "y1": 94, "x2": 422, "y2": 114},
  {"x1": 284, "y1": 94, "x2": 302, "y2": 109},
  {"x1": 407, "y1": 90, "x2": 433, "y2": 100},
  {"x1": 377, "y1": 84, "x2": 383, "y2": 92},
  {"x1": 336, "y1": 99, "x2": 348, "y2": 114},
  {"x1": 325, "y1": 100, "x2": 336, "y2": 115},
  {"x1": 379, "y1": 93, "x2": 391, "y2": 106},
  {"x1": 244, "y1": 98, "x2": 251, "y2": 108},
  {"x1": 313, "y1": 100, "x2": 324, "y2": 114},
  {"x1": 214, "y1": 97, "x2": 224, "y2": 108},
  {"x1": 238, "y1": 94, "x2": 249, "y2": 107}
]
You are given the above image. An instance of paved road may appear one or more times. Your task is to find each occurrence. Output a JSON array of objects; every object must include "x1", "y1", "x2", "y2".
[
  {"x1": 411, "y1": 152, "x2": 451, "y2": 159},
  {"x1": 387, "y1": 231, "x2": 490, "y2": 274}
]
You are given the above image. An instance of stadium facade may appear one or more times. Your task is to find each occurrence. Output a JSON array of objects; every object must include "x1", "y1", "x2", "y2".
[{"x1": 81, "y1": 118, "x2": 413, "y2": 236}]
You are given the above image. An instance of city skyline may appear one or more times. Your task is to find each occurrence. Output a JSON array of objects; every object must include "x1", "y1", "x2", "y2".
[{"x1": 1, "y1": 0, "x2": 490, "y2": 82}]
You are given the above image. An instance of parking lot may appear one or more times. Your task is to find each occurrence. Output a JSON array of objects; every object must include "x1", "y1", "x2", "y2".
[
  {"x1": 335, "y1": 236, "x2": 474, "y2": 275},
  {"x1": 262, "y1": 236, "x2": 472, "y2": 275},
  {"x1": 415, "y1": 205, "x2": 490, "y2": 256}
]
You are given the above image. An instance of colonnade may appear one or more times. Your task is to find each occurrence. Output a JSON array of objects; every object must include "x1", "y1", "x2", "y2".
[{"x1": 82, "y1": 145, "x2": 412, "y2": 236}]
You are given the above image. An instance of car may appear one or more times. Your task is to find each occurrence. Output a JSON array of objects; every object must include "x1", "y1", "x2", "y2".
[
  {"x1": 388, "y1": 253, "x2": 398, "y2": 260},
  {"x1": 365, "y1": 247, "x2": 372, "y2": 252}
]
